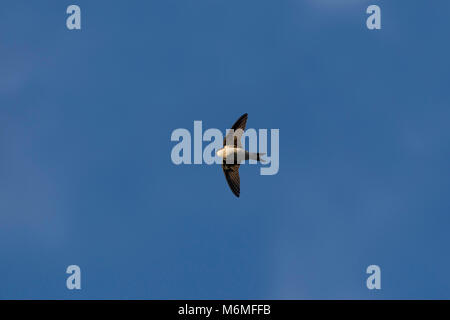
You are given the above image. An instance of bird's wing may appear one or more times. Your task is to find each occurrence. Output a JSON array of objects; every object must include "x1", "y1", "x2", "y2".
[
  {"x1": 223, "y1": 113, "x2": 248, "y2": 147},
  {"x1": 222, "y1": 163, "x2": 240, "y2": 197}
]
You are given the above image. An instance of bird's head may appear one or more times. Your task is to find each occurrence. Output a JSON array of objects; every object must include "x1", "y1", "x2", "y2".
[{"x1": 216, "y1": 148, "x2": 225, "y2": 158}]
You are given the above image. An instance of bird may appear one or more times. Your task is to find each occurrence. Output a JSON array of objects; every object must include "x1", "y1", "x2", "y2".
[{"x1": 216, "y1": 113, "x2": 265, "y2": 197}]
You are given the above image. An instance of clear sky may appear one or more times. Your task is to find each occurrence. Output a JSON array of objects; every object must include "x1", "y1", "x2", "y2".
[{"x1": 1, "y1": 0, "x2": 450, "y2": 299}]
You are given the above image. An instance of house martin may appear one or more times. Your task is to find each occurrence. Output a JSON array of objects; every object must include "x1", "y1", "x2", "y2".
[{"x1": 216, "y1": 113, "x2": 265, "y2": 197}]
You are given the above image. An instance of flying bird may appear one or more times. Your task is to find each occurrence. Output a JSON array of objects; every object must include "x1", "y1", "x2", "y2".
[{"x1": 216, "y1": 113, "x2": 265, "y2": 197}]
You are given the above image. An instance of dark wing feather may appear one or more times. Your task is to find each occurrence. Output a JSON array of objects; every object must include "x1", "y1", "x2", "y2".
[
  {"x1": 222, "y1": 163, "x2": 240, "y2": 197},
  {"x1": 231, "y1": 113, "x2": 248, "y2": 131},
  {"x1": 223, "y1": 113, "x2": 248, "y2": 146}
]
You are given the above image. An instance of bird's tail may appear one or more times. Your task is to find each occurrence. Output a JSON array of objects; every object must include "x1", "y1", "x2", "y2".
[
  {"x1": 257, "y1": 153, "x2": 266, "y2": 163},
  {"x1": 246, "y1": 152, "x2": 266, "y2": 163}
]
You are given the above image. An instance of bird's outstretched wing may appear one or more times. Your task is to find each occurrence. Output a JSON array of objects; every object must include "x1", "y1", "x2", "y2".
[
  {"x1": 223, "y1": 113, "x2": 248, "y2": 147},
  {"x1": 222, "y1": 163, "x2": 240, "y2": 197}
]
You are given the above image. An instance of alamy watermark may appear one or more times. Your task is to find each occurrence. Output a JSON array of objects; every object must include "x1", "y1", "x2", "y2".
[
  {"x1": 366, "y1": 265, "x2": 381, "y2": 290},
  {"x1": 170, "y1": 121, "x2": 279, "y2": 175},
  {"x1": 66, "y1": 265, "x2": 81, "y2": 290}
]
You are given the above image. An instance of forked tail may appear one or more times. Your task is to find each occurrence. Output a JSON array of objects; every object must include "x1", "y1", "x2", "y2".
[{"x1": 246, "y1": 152, "x2": 266, "y2": 163}]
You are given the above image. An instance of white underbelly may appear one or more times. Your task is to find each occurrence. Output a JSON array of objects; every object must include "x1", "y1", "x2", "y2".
[{"x1": 221, "y1": 147, "x2": 246, "y2": 162}]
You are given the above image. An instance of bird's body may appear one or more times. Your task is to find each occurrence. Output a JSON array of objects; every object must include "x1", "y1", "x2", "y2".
[
  {"x1": 217, "y1": 146, "x2": 262, "y2": 163},
  {"x1": 217, "y1": 145, "x2": 243, "y2": 159},
  {"x1": 216, "y1": 113, "x2": 265, "y2": 197}
]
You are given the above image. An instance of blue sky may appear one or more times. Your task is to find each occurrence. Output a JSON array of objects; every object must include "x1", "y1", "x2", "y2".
[{"x1": 1, "y1": 0, "x2": 450, "y2": 299}]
